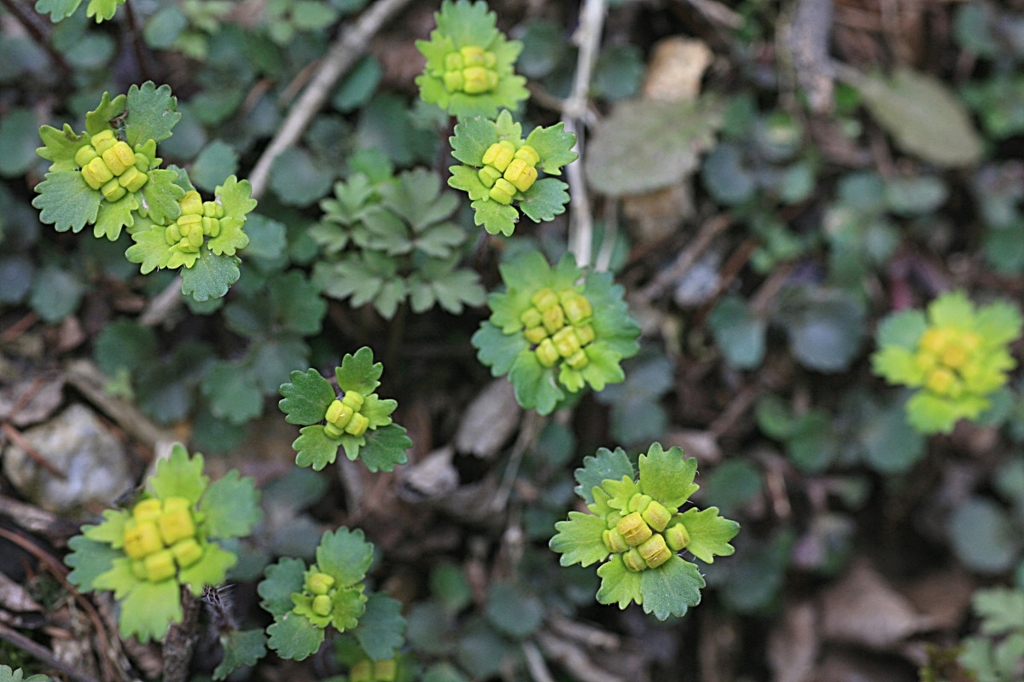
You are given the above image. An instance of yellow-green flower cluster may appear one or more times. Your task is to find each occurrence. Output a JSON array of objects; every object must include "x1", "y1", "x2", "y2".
[
  {"x1": 913, "y1": 327, "x2": 984, "y2": 399},
  {"x1": 304, "y1": 570, "x2": 338, "y2": 619},
  {"x1": 324, "y1": 391, "x2": 370, "y2": 439},
  {"x1": 520, "y1": 287, "x2": 595, "y2": 371},
  {"x1": 349, "y1": 658, "x2": 398, "y2": 682},
  {"x1": 76, "y1": 129, "x2": 150, "y2": 202},
  {"x1": 443, "y1": 45, "x2": 499, "y2": 94},
  {"x1": 477, "y1": 141, "x2": 539, "y2": 204},
  {"x1": 602, "y1": 492, "x2": 690, "y2": 572},
  {"x1": 163, "y1": 190, "x2": 225, "y2": 253},
  {"x1": 121, "y1": 497, "x2": 203, "y2": 583}
]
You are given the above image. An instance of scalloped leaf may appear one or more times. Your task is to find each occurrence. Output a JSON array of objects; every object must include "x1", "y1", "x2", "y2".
[
  {"x1": 678, "y1": 506, "x2": 740, "y2": 563},
  {"x1": 524, "y1": 122, "x2": 578, "y2": 175},
  {"x1": 470, "y1": 198, "x2": 518, "y2": 236},
  {"x1": 508, "y1": 350, "x2": 564, "y2": 415},
  {"x1": 450, "y1": 116, "x2": 498, "y2": 166},
  {"x1": 574, "y1": 447, "x2": 634, "y2": 504},
  {"x1": 34, "y1": 0, "x2": 84, "y2": 22},
  {"x1": 85, "y1": 91, "x2": 126, "y2": 135},
  {"x1": 293, "y1": 425, "x2": 341, "y2": 470},
  {"x1": 267, "y1": 611, "x2": 325, "y2": 661},
  {"x1": 93, "y1": 192, "x2": 139, "y2": 240},
  {"x1": 64, "y1": 535, "x2": 120, "y2": 591},
  {"x1": 471, "y1": 321, "x2": 529, "y2": 376},
  {"x1": 638, "y1": 556, "x2": 704, "y2": 620},
  {"x1": 213, "y1": 628, "x2": 267, "y2": 681},
  {"x1": 358, "y1": 424, "x2": 411, "y2": 473},
  {"x1": 125, "y1": 82, "x2": 181, "y2": 146},
  {"x1": 550, "y1": 512, "x2": 609, "y2": 567},
  {"x1": 448, "y1": 165, "x2": 490, "y2": 202},
  {"x1": 37, "y1": 123, "x2": 85, "y2": 168},
  {"x1": 638, "y1": 444, "x2": 698, "y2": 509},
  {"x1": 258, "y1": 557, "x2": 307, "y2": 616},
  {"x1": 328, "y1": 586, "x2": 368, "y2": 632},
  {"x1": 32, "y1": 170, "x2": 101, "y2": 233},
  {"x1": 180, "y1": 251, "x2": 241, "y2": 302},
  {"x1": 876, "y1": 309, "x2": 927, "y2": 349},
  {"x1": 518, "y1": 178, "x2": 569, "y2": 223},
  {"x1": 149, "y1": 444, "x2": 208, "y2": 505},
  {"x1": 125, "y1": 223, "x2": 174, "y2": 274},
  {"x1": 117, "y1": 578, "x2": 183, "y2": 642},
  {"x1": 178, "y1": 542, "x2": 238, "y2": 596},
  {"x1": 595, "y1": 554, "x2": 642, "y2": 609},
  {"x1": 316, "y1": 527, "x2": 374, "y2": 587},
  {"x1": 279, "y1": 369, "x2": 336, "y2": 425},
  {"x1": 336, "y1": 346, "x2": 384, "y2": 395},
  {"x1": 352, "y1": 593, "x2": 406, "y2": 660},
  {"x1": 139, "y1": 168, "x2": 185, "y2": 226},
  {"x1": 200, "y1": 471, "x2": 262, "y2": 539}
]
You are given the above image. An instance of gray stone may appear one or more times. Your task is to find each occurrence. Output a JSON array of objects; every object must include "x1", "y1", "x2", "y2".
[{"x1": 2, "y1": 403, "x2": 133, "y2": 517}]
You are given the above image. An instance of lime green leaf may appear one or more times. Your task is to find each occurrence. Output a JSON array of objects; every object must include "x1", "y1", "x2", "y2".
[
  {"x1": 518, "y1": 178, "x2": 569, "y2": 223},
  {"x1": 579, "y1": 342, "x2": 625, "y2": 392},
  {"x1": 906, "y1": 391, "x2": 965, "y2": 434},
  {"x1": 125, "y1": 224, "x2": 174, "y2": 274},
  {"x1": 508, "y1": 351, "x2": 564, "y2": 415},
  {"x1": 34, "y1": 0, "x2": 83, "y2": 22},
  {"x1": 201, "y1": 362, "x2": 263, "y2": 425},
  {"x1": 117, "y1": 578, "x2": 182, "y2": 642},
  {"x1": 178, "y1": 542, "x2": 237, "y2": 596},
  {"x1": 293, "y1": 425, "x2": 341, "y2": 470},
  {"x1": 92, "y1": 557, "x2": 139, "y2": 599},
  {"x1": 92, "y1": 192, "x2": 139, "y2": 240},
  {"x1": 335, "y1": 346, "x2": 384, "y2": 395},
  {"x1": 329, "y1": 586, "x2": 369, "y2": 632},
  {"x1": 200, "y1": 470, "x2": 262, "y2": 539},
  {"x1": 638, "y1": 444, "x2": 699, "y2": 509},
  {"x1": 976, "y1": 301, "x2": 1023, "y2": 347},
  {"x1": 81, "y1": 509, "x2": 130, "y2": 547},
  {"x1": 928, "y1": 290, "x2": 976, "y2": 330},
  {"x1": 871, "y1": 345, "x2": 920, "y2": 386},
  {"x1": 485, "y1": 583, "x2": 544, "y2": 639},
  {"x1": 267, "y1": 611, "x2": 325, "y2": 661},
  {"x1": 876, "y1": 309, "x2": 927, "y2": 350},
  {"x1": 470, "y1": 198, "x2": 518, "y2": 236},
  {"x1": 973, "y1": 588, "x2": 1024, "y2": 635},
  {"x1": 472, "y1": 322, "x2": 528, "y2": 375},
  {"x1": 639, "y1": 556, "x2": 704, "y2": 620},
  {"x1": 37, "y1": 123, "x2": 86, "y2": 169},
  {"x1": 149, "y1": 444, "x2": 208, "y2": 504},
  {"x1": 316, "y1": 527, "x2": 374, "y2": 587},
  {"x1": 125, "y1": 82, "x2": 181, "y2": 146},
  {"x1": 549, "y1": 512, "x2": 609, "y2": 567},
  {"x1": 448, "y1": 165, "x2": 490, "y2": 202},
  {"x1": 140, "y1": 168, "x2": 186, "y2": 226},
  {"x1": 258, "y1": 557, "x2": 307, "y2": 616},
  {"x1": 85, "y1": 0, "x2": 124, "y2": 21},
  {"x1": 32, "y1": 170, "x2": 101, "y2": 233},
  {"x1": 595, "y1": 554, "x2": 642, "y2": 609},
  {"x1": 359, "y1": 424, "x2": 411, "y2": 473},
  {"x1": 949, "y1": 498, "x2": 1022, "y2": 574},
  {"x1": 679, "y1": 506, "x2": 740, "y2": 563},
  {"x1": 209, "y1": 175, "x2": 256, "y2": 256},
  {"x1": 180, "y1": 252, "x2": 241, "y2": 302},
  {"x1": 450, "y1": 116, "x2": 498, "y2": 166},
  {"x1": 279, "y1": 368, "x2": 336, "y2": 425},
  {"x1": 64, "y1": 535, "x2": 120, "y2": 591},
  {"x1": 708, "y1": 295, "x2": 766, "y2": 369},
  {"x1": 434, "y1": 0, "x2": 498, "y2": 46},
  {"x1": 574, "y1": 447, "x2": 634, "y2": 504},
  {"x1": 85, "y1": 92, "x2": 126, "y2": 134},
  {"x1": 353, "y1": 593, "x2": 406, "y2": 660},
  {"x1": 523, "y1": 122, "x2": 577, "y2": 175},
  {"x1": 213, "y1": 628, "x2": 267, "y2": 681}
]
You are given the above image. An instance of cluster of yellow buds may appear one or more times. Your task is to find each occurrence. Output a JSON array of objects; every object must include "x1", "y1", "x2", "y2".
[
  {"x1": 478, "y1": 141, "x2": 539, "y2": 205},
  {"x1": 303, "y1": 570, "x2": 338, "y2": 618},
  {"x1": 914, "y1": 327, "x2": 982, "y2": 399},
  {"x1": 76, "y1": 129, "x2": 150, "y2": 202},
  {"x1": 602, "y1": 493, "x2": 690, "y2": 572},
  {"x1": 324, "y1": 391, "x2": 370, "y2": 439},
  {"x1": 164, "y1": 190, "x2": 225, "y2": 253},
  {"x1": 520, "y1": 288, "x2": 595, "y2": 371},
  {"x1": 121, "y1": 497, "x2": 203, "y2": 583},
  {"x1": 443, "y1": 46, "x2": 499, "y2": 94},
  {"x1": 349, "y1": 658, "x2": 398, "y2": 682}
]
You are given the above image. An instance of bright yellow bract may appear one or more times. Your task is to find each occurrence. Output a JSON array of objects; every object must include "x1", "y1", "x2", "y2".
[
  {"x1": 76, "y1": 129, "x2": 150, "y2": 202},
  {"x1": 122, "y1": 496, "x2": 202, "y2": 582},
  {"x1": 913, "y1": 327, "x2": 983, "y2": 399}
]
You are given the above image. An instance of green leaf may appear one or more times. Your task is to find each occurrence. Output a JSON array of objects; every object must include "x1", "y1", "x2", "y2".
[
  {"x1": 876, "y1": 309, "x2": 927, "y2": 349},
  {"x1": 871, "y1": 345, "x2": 920, "y2": 386},
  {"x1": 258, "y1": 557, "x2": 307, "y2": 616},
  {"x1": 93, "y1": 192, "x2": 139, "y2": 241},
  {"x1": 638, "y1": 444, "x2": 699, "y2": 509},
  {"x1": 353, "y1": 593, "x2": 406, "y2": 660},
  {"x1": 358, "y1": 424, "x2": 411, "y2": 473},
  {"x1": 434, "y1": 0, "x2": 499, "y2": 47},
  {"x1": 470, "y1": 198, "x2": 518, "y2": 236},
  {"x1": 32, "y1": 170, "x2": 101, "y2": 233},
  {"x1": 708, "y1": 295, "x2": 766, "y2": 369},
  {"x1": 860, "y1": 399, "x2": 926, "y2": 474},
  {"x1": 332, "y1": 55, "x2": 383, "y2": 113},
  {"x1": 200, "y1": 470, "x2": 262, "y2": 539},
  {"x1": 524, "y1": 122, "x2": 578, "y2": 175},
  {"x1": 178, "y1": 542, "x2": 238, "y2": 596},
  {"x1": 949, "y1": 498, "x2": 1022, "y2": 574},
  {"x1": 928, "y1": 290, "x2": 976, "y2": 330},
  {"x1": 139, "y1": 167, "x2": 185, "y2": 226},
  {"x1": 450, "y1": 116, "x2": 498, "y2": 166},
  {"x1": 293, "y1": 425, "x2": 341, "y2": 470},
  {"x1": 778, "y1": 286, "x2": 867, "y2": 373},
  {"x1": 328, "y1": 586, "x2": 368, "y2": 631},
  {"x1": 573, "y1": 447, "x2": 634, "y2": 504},
  {"x1": 472, "y1": 322, "x2": 529, "y2": 376},
  {"x1": 117, "y1": 578, "x2": 182, "y2": 642},
  {"x1": 29, "y1": 265, "x2": 84, "y2": 323},
  {"x1": 268, "y1": 271, "x2": 326, "y2": 335},
  {"x1": 448, "y1": 165, "x2": 490, "y2": 202},
  {"x1": 201, "y1": 362, "x2": 263, "y2": 424},
  {"x1": 595, "y1": 554, "x2": 642, "y2": 609},
  {"x1": 485, "y1": 583, "x2": 544, "y2": 639},
  {"x1": 518, "y1": 178, "x2": 569, "y2": 223},
  {"x1": 180, "y1": 252, "x2": 240, "y2": 302},
  {"x1": 213, "y1": 628, "x2": 267, "y2": 681},
  {"x1": 267, "y1": 611, "x2": 325, "y2": 661},
  {"x1": 976, "y1": 300, "x2": 1024, "y2": 346},
  {"x1": 508, "y1": 350, "x2": 564, "y2": 415},
  {"x1": 0, "y1": 108, "x2": 41, "y2": 177},
  {"x1": 549, "y1": 512, "x2": 609, "y2": 567},
  {"x1": 679, "y1": 506, "x2": 740, "y2": 563},
  {"x1": 905, "y1": 391, "x2": 964, "y2": 435},
  {"x1": 125, "y1": 223, "x2": 172, "y2": 274},
  {"x1": 34, "y1": 0, "x2": 83, "y2": 21},
  {"x1": 37, "y1": 123, "x2": 86, "y2": 169},
  {"x1": 974, "y1": 588, "x2": 1024, "y2": 635},
  {"x1": 85, "y1": 0, "x2": 124, "y2": 21},
  {"x1": 316, "y1": 527, "x2": 374, "y2": 586},
  {"x1": 190, "y1": 140, "x2": 239, "y2": 193},
  {"x1": 149, "y1": 444, "x2": 208, "y2": 504},
  {"x1": 125, "y1": 82, "x2": 181, "y2": 146},
  {"x1": 336, "y1": 346, "x2": 384, "y2": 395},
  {"x1": 64, "y1": 535, "x2": 120, "y2": 591},
  {"x1": 279, "y1": 368, "x2": 336, "y2": 425},
  {"x1": 639, "y1": 556, "x2": 704, "y2": 620}
]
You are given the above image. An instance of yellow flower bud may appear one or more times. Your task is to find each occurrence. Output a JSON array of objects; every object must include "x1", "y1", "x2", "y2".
[
  {"x1": 165, "y1": 224, "x2": 182, "y2": 246},
  {"x1": 602, "y1": 528, "x2": 629, "y2": 552},
  {"x1": 488, "y1": 178, "x2": 516, "y2": 204},
  {"x1": 203, "y1": 200, "x2": 223, "y2": 218},
  {"x1": 444, "y1": 52, "x2": 464, "y2": 71},
  {"x1": 342, "y1": 390, "x2": 365, "y2": 411},
  {"x1": 627, "y1": 493, "x2": 651, "y2": 513},
  {"x1": 486, "y1": 70, "x2": 499, "y2": 89},
  {"x1": 374, "y1": 659, "x2": 398, "y2": 682},
  {"x1": 180, "y1": 190, "x2": 203, "y2": 215},
  {"x1": 535, "y1": 338, "x2": 559, "y2": 368},
  {"x1": 503, "y1": 158, "x2": 538, "y2": 192},
  {"x1": 202, "y1": 217, "x2": 219, "y2": 236},
  {"x1": 460, "y1": 45, "x2": 486, "y2": 65},
  {"x1": 478, "y1": 165, "x2": 502, "y2": 188},
  {"x1": 102, "y1": 141, "x2": 136, "y2": 176},
  {"x1": 641, "y1": 500, "x2": 672, "y2": 532},
  {"x1": 483, "y1": 51, "x2": 498, "y2": 69},
  {"x1": 123, "y1": 520, "x2": 163, "y2": 559},
  {"x1": 134, "y1": 152, "x2": 150, "y2": 172},
  {"x1": 187, "y1": 226, "x2": 204, "y2": 249},
  {"x1": 307, "y1": 571, "x2": 335, "y2": 596},
  {"x1": 959, "y1": 332, "x2": 981, "y2": 354},
  {"x1": 133, "y1": 498, "x2": 163, "y2": 523},
  {"x1": 552, "y1": 326, "x2": 581, "y2": 358},
  {"x1": 75, "y1": 145, "x2": 99, "y2": 168},
  {"x1": 623, "y1": 548, "x2": 646, "y2": 572},
  {"x1": 90, "y1": 129, "x2": 116, "y2": 154},
  {"x1": 443, "y1": 70, "x2": 465, "y2": 92},
  {"x1": 606, "y1": 511, "x2": 621, "y2": 528},
  {"x1": 349, "y1": 660, "x2": 372, "y2": 682},
  {"x1": 170, "y1": 538, "x2": 203, "y2": 568},
  {"x1": 312, "y1": 594, "x2": 333, "y2": 617},
  {"x1": 541, "y1": 303, "x2": 565, "y2": 334},
  {"x1": 514, "y1": 145, "x2": 540, "y2": 166},
  {"x1": 324, "y1": 422, "x2": 344, "y2": 439},
  {"x1": 566, "y1": 350, "x2": 588, "y2": 370},
  {"x1": 926, "y1": 367, "x2": 957, "y2": 396},
  {"x1": 561, "y1": 293, "x2": 592, "y2": 324},
  {"x1": 524, "y1": 325, "x2": 548, "y2": 344},
  {"x1": 531, "y1": 288, "x2": 558, "y2": 311},
  {"x1": 345, "y1": 412, "x2": 369, "y2": 437},
  {"x1": 101, "y1": 178, "x2": 126, "y2": 201},
  {"x1": 914, "y1": 351, "x2": 938, "y2": 373},
  {"x1": 81, "y1": 157, "x2": 113, "y2": 190},
  {"x1": 574, "y1": 324, "x2": 595, "y2": 347},
  {"x1": 326, "y1": 399, "x2": 354, "y2": 428},
  {"x1": 131, "y1": 559, "x2": 148, "y2": 580},
  {"x1": 918, "y1": 328, "x2": 949, "y2": 355},
  {"x1": 941, "y1": 344, "x2": 969, "y2": 370},
  {"x1": 616, "y1": 512, "x2": 653, "y2": 547},
  {"x1": 482, "y1": 141, "x2": 516, "y2": 172},
  {"x1": 178, "y1": 237, "x2": 198, "y2": 253},
  {"x1": 463, "y1": 66, "x2": 492, "y2": 93},
  {"x1": 144, "y1": 549, "x2": 177, "y2": 582},
  {"x1": 158, "y1": 503, "x2": 196, "y2": 545},
  {"x1": 664, "y1": 522, "x2": 690, "y2": 551},
  {"x1": 638, "y1": 534, "x2": 671, "y2": 568},
  {"x1": 118, "y1": 166, "x2": 148, "y2": 192},
  {"x1": 521, "y1": 307, "x2": 543, "y2": 329}
]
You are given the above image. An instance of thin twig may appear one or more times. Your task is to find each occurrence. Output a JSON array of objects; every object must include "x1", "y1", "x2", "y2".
[
  {"x1": 0, "y1": 621, "x2": 102, "y2": 682},
  {"x1": 0, "y1": 0, "x2": 73, "y2": 76},
  {"x1": 522, "y1": 640, "x2": 557, "y2": 682},
  {"x1": 0, "y1": 422, "x2": 66, "y2": 480},
  {"x1": 562, "y1": 0, "x2": 607, "y2": 268},
  {"x1": 491, "y1": 411, "x2": 544, "y2": 513},
  {"x1": 247, "y1": 0, "x2": 415, "y2": 200},
  {"x1": 121, "y1": 0, "x2": 154, "y2": 83},
  {"x1": 593, "y1": 198, "x2": 618, "y2": 273},
  {"x1": 635, "y1": 213, "x2": 731, "y2": 304}
]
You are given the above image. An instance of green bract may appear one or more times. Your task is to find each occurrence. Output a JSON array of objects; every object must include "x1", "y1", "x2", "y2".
[
  {"x1": 0, "y1": 666, "x2": 52, "y2": 682},
  {"x1": 415, "y1": 0, "x2": 528, "y2": 118},
  {"x1": 64, "y1": 444, "x2": 261, "y2": 642},
  {"x1": 278, "y1": 347, "x2": 412, "y2": 472},
  {"x1": 449, "y1": 110, "x2": 577, "y2": 236},
  {"x1": 871, "y1": 291, "x2": 1022, "y2": 434},
  {"x1": 472, "y1": 250, "x2": 640, "y2": 415},
  {"x1": 550, "y1": 444, "x2": 740, "y2": 620},
  {"x1": 34, "y1": 0, "x2": 125, "y2": 22}
]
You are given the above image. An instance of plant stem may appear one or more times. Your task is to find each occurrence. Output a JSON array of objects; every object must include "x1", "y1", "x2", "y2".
[
  {"x1": 162, "y1": 590, "x2": 201, "y2": 682},
  {"x1": 121, "y1": 0, "x2": 154, "y2": 83},
  {"x1": 0, "y1": 0, "x2": 73, "y2": 76}
]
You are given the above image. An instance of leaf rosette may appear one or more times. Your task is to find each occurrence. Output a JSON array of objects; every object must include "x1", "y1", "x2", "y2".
[
  {"x1": 471, "y1": 250, "x2": 640, "y2": 415},
  {"x1": 415, "y1": 0, "x2": 528, "y2": 118},
  {"x1": 64, "y1": 444, "x2": 261, "y2": 642},
  {"x1": 549, "y1": 444, "x2": 740, "y2": 620},
  {"x1": 278, "y1": 347, "x2": 413, "y2": 472},
  {"x1": 448, "y1": 110, "x2": 578, "y2": 236},
  {"x1": 871, "y1": 291, "x2": 1022, "y2": 434}
]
